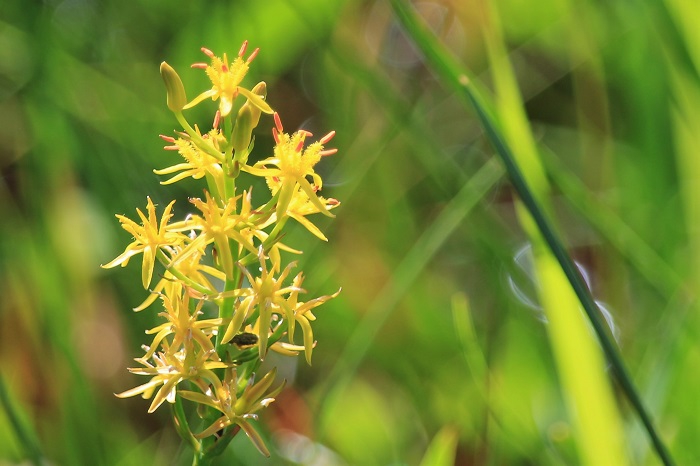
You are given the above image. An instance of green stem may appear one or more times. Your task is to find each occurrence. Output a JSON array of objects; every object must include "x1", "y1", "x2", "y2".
[
  {"x1": 390, "y1": 1, "x2": 675, "y2": 465},
  {"x1": 172, "y1": 396, "x2": 199, "y2": 452}
]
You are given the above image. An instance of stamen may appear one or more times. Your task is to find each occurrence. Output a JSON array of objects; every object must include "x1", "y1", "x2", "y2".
[
  {"x1": 320, "y1": 130, "x2": 336, "y2": 144},
  {"x1": 238, "y1": 40, "x2": 248, "y2": 58},
  {"x1": 299, "y1": 130, "x2": 313, "y2": 138},
  {"x1": 295, "y1": 139, "x2": 305, "y2": 152},
  {"x1": 247, "y1": 47, "x2": 260, "y2": 64},
  {"x1": 191, "y1": 63, "x2": 208, "y2": 69},
  {"x1": 327, "y1": 198, "x2": 340, "y2": 206},
  {"x1": 320, "y1": 148, "x2": 338, "y2": 156},
  {"x1": 213, "y1": 110, "x2": 221, "y2": 130},
  {"x1": 159, "y1": 134, "x2": 176, "y2": 143},
  {"x1": 273, "y1": 112, "x2": 284, "y2": 133},
  {"x1": 164, "y1": 145, "x2": 179, "y2": 151},
  {"x1": 272, "y1": 127, "x2": 280, "y2": 144},
  {"x1": 201, "y1": 47, "x2": 215, "y2": 58},
  {"x1": 221, "y1": 64, "x2": 229, "y2": 73},
  {"x1": 175, "y1": 131, "x2": 189, "y2": 139}
]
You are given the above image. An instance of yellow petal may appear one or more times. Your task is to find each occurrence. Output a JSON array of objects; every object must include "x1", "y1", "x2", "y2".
[{"x1": 238, "y1": 86, "x2": 273, "y2": 114}]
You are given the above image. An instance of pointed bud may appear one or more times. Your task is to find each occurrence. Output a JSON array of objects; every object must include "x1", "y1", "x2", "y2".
[
  {"x1": 232, "y1": 82, "x2": 268, "y2": 160},
  {"x1": 160, "y1": 62, "x2": 188, "y2": 112}
]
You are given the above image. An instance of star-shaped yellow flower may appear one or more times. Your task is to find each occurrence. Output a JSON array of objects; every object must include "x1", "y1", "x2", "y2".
[
  {"x1": 142, "y1": 289, "x2": 224, "y2": 361},
  {"x1": 221, "y1": 248, "x2": 302, "y2": 359},
  {"x1": 102, "y1": 197, "x2": 187, "y2": 288},
  {"x1": 264, "y1": 176, "x2": 340, "y2": 241},
  {"x1": 178, "y1": 367, "x2": 284, "y2": 456},
  {"x1": 185, "y1": 43, "x2": 273, "y2": 117},
  {"x1": 115, "y1": 344, "x2": 228, "y2": 414},
  {"x1": 154, "y1": 127, "x2": 225, "y2": 189},
  {"x1": 281, "y1": 272, "x2": 340, "y2": 365},
  {"x1": 244, "y1": 113, "x2": 338, "y2": 221}
]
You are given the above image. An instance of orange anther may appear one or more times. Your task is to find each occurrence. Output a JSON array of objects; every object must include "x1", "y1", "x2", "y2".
[
  {"x1": 201, "y1": 47, "x2": 215, "y2": 58},
  {"x1": 273, "y1": 112, "x2": 284, "y2": 133},
  {"x1": 320, "y1": 130, "x2": 336, "y2": 145},
  {"x1": 247, "y1": 48, "x2": 260, "y2": 64},
  {"x1": 238, "y1": 40, "x2": 248, "y2": 58}
]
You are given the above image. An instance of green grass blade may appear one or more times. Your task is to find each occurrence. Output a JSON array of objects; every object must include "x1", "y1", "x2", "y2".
[
  {"x1": 319, "y1": 158, "x2": 504, "y2": 412},
  {"x1": 0, "y1": 375, "x2": 43, "y2": 466},
  {"x1": 390, "y1": 1, "x2": 675, "y2": 465}
]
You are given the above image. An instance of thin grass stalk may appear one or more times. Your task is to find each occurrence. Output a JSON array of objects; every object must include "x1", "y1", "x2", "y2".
[
  {"x1": 389, "y1": 1, "x2": 675, "y2": 465},
  {"x1": 319, "y1": 157, "x2": 504, "y2": 423},
  {"x1": 0, "y1": 375, "x2": 43, "y2": 466}
]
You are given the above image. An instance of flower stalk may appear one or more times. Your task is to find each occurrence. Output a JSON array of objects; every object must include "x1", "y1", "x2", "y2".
[{"x1": 103, "y1": 42, "x2": 341, "y2": 462}]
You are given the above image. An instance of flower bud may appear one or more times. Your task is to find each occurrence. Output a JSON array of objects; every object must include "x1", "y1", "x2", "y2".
[
  {"x1": 160, "y1": 61, "x2": 188, "y2": 112},
  {"x1": 232, "y1": 82, "x2": 268, "y2": 160}
]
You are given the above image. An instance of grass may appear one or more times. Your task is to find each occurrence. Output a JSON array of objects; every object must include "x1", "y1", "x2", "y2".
[{"x1": 1, "y1": 0, "x2": 698, "y2": 464}]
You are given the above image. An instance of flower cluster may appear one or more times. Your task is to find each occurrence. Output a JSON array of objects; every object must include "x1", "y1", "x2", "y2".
[{"x1": 102, "y1": 43, "x2": 340, "y2": 459}]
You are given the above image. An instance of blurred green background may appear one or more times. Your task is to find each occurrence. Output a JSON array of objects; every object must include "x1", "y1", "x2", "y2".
[{"x1": 1, "y1": 0, "x2": 699, "y2": 464}]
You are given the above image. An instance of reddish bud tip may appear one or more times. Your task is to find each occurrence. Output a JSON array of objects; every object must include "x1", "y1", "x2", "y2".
[{"x1": 201, "y1": 47, "x2": 215, "y2": 58}]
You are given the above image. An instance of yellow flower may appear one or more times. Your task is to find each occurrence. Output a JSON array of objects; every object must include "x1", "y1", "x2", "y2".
[
  {"x1": 102, "y1": 197, "x2": 186, "y2": 288},
  {"x1": 133, "y1": 247, "x2": 225, "y2": 312},
  {"x1": 282, "y1": 272, "x2": 340, "y2": 365},
  {"x1": 221, "y1": 248, "x2": 302, "y2": 358},
  {"x1": 115, "y1": 344, "x2": 227, "y2": 413},
  {"x1": 185, "y1": 43, "x2": 273, "y2": 117},
  {"x1": 174, "y1": 191, "x2": 257, "y2": 278},
  {"x1": 178, "y1": 367, "x2": 285, "y2": 456},
  {"x1": 264, "y1": 176, "x2": 340, "y2": 241},
  {"x1": 244, "y1": 113, "x2": 338, "y2": 221},
  {"x1": 154, "y1": 126, "x2": 225, "y2": 194},
  {"x1": 141, "y1": 288, "x2": 224, "y2": 361}
]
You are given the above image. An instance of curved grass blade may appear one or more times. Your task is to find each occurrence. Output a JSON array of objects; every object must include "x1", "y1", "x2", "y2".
[{"x1": 389, "y1": 1, "x2": 675, "y2": 465}]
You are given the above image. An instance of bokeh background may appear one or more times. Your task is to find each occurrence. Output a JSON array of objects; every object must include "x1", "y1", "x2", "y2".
[{"x1": 2, "y1": 0, "x2": 699, "y2": 464}]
